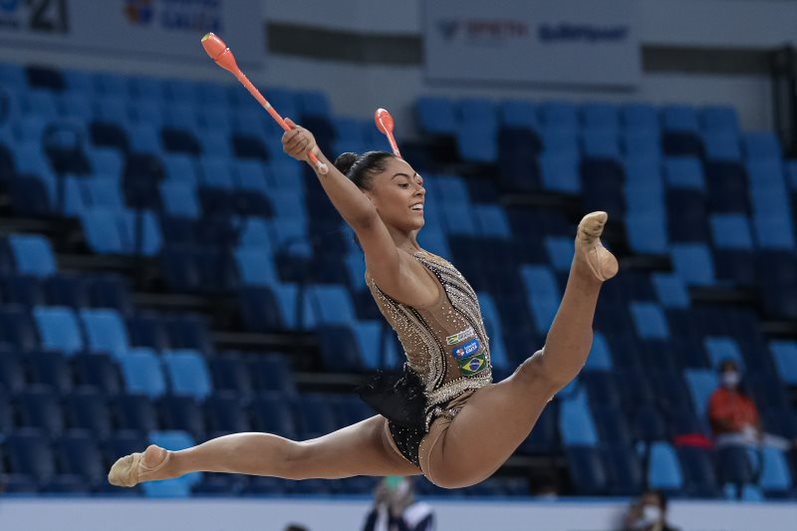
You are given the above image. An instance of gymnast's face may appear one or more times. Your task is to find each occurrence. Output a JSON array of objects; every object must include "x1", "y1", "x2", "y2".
[{"x1": 365, "y1": 157, "x2": 426, "y2": 233}]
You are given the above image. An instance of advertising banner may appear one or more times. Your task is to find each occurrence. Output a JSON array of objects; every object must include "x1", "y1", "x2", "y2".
[
  {"x1": 423, "y1": 0, "x2": 640, "y2": 87},
  {"x1": 0, "y1": 0, "x2": 263, "y2": 66}
]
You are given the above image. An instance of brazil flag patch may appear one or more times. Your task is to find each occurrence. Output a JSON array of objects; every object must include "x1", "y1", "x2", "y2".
[{"x1": 459, "y1": 352, "x2": 488, "y2": 377}]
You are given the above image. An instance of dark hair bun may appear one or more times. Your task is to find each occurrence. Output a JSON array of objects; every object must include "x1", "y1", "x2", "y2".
[{"x1": 334, "y1": 152, "x2": 359, "y2": 175}]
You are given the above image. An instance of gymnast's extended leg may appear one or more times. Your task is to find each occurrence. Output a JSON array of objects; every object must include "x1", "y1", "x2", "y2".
[{"x1": 108, "y1": 415, "x2": 419, "y2": 486}]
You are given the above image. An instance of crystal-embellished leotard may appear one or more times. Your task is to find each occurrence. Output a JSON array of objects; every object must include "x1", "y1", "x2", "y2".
[{"x1": 362, "y1": 250, "x2": 493, "y2": 466}]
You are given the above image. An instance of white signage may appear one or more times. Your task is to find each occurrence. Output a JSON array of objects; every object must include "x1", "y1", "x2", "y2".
[
  {"x1": 0, "y1": 0, "x2": 263, "y2": 66},
  {"x1": 423, "y1": 0, "x2": 641, "y2": 87}
]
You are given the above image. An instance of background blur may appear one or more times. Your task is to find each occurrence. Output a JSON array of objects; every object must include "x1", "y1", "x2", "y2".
[{"x1": 0, "y1": 0, "x2": 796, "y2": 529}]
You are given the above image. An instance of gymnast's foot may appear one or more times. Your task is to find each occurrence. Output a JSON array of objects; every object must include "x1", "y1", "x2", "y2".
[
  {"x1": 575, "y1": 211, "x2": 618, "y2": 282},
  {"x1": 108, "y1": 444, "x2": 171, "y2": 487}
]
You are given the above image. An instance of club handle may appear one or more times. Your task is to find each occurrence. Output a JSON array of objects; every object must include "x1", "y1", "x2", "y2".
[{"x1": 232, "y1": 71, "x2": 327, "y2": 174}]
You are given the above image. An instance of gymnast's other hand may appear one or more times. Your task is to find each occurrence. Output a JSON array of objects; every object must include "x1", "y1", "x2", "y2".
[{"x1": 282, "y1": 118, "x2": 319, "y2": 163}]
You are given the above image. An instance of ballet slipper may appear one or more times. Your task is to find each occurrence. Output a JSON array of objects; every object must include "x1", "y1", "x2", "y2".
[
  {"x1": 108, "y1": 444, "x2": 170, "y2": 487},
  {"x1": 576, "y1": 211, "x2": 618, "y2": 282}
]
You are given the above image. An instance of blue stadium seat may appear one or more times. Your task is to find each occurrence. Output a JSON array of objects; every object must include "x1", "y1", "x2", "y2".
[
  {"x1": 80, "y1": 308, "x2": 130, "y2": 359},
  {"x1": 197, "y1": 129, "x2": 232, "y2": 158},
  {"x1": 581, "y1": 102, "x2": 619, "y2": 130},
  {"x1": 476, "y1": 292, "x2": 510, "y2": 370},
  {"x1": 248, "y1": 355, "x2": 297, "y2": 394},
  {"x1": 158, "y1": 395, "x2": 206, "y2": 441},
  {"x1": 647, "y1": 441, "x2": 685, "y2": 492},
  {"x1": 294, "y1": 393, "x2": 340, "y2": 438},
  {"x1": 33, "y1": 305, "x2": 84, "y2": 355},
  {"x1": 26, "y1": 350, "x2": 73, "y2": 393},
  {"x1": 120, "y1": 347, "x2": 167, "y2": 399},
  {"x1": 566, "y1": 446, "x2": 608, "y2": 495},
  {"x1": 129, "y1": 75, "x2": 164, "y2": 102},
  {"x1": 662, "y1": 105, "x2": 700, "y2": 133},
  {"x1": 752, "y1": 214, "x2": 795, "y2": 250},
  {"x1": 164, "y1": 103, "x2": 198, "y2": 130},
  {"x1": 684, "y1": 368, "x2": 719, "y2": 419},
  {"x1": 539, "y1": 151, "x2": 581, "y2": 194},
  {"x1": 630, "y1": 302, "x2": 670, "y2": 340},
  {"x1": 520, "y1": 265, "x2": 561, "y2": 333},
  {"x1": 352, "y1": 320, "x2": 401, "y2": 370},
  {"x1": 664, "y1": 156, "x2": 705, "y2": 190},
  {"x1": 704, "y1": 336, "x2": 744, "y2": 370},
  {"x1": 162, "y1": 153, "x2": 198, "y2": 184},
  {"x1": 622, "y1": 129, "x2": 662, "y2": 159},
  {"x1": 83, "y1": 178, "x2": 124, "y2": 210},
  {"x1": 131, "y1": 99, "x2": 164, "y2": 126},
  {"x1": 671, "y1": 243, "x2": 717, "y2": 286},
  {"x1": 759, "y1": 447, "x2": 793, "y2": 497},
  {"x1": 21, "y1": 89, "x2": 58, "y2": 118},
  {"x1": 205, "y1": 393, "x2": 252, "y2": 435},
  {"x1": 651, "y1": 273, "x2": 690, "y2": 309},
  {"x1": 79, "y1": 207, "x2": 125, "y2": 254},
  {"x1": 591, "y1": 406, "x2": 632, "y2": 447},
  {"x1": 456, "y1": 123, "x2": 498, "y2": 163},
  {"x1": 701, "y1": 105, "x2": 740, "y2": 133},
  {"x1": 625, "y1": 211, "x2": 668, "y2": 255},
  {"x1": 474, "y1": 204, "x2": 512, "y2": 238},
  {"x1": 0, "y1": 351, "x2": 26, "y2": 394},
  {"x1": 110, "y1": 396, "x2": 159, "y2": 436},
  {"x1": 559, "y1": 393, "x2": 599, "y2": 447},
  {"x1": 64, "y1": 387, "x2": 113, "y2": 439},
  {"x1": 56, "y1": 430, "x2": 106, "y2": 489},
  {"x1": 440, "y1": 202, "x2": 478, "y2": 235},
  {"x1": 0, "y1": 63, "x2": 28, "y2": 88},
  {"x1": 165, "y1": 314, "x2": 212, "y2": 354},
  {"x1": 710, "y1": 214, "x2": 754, "y2": 250},
  {"x1": 7, "y1": 234, "x2": 57, "y2": 278},
  {"x1": 544, "y1": 236, "x2": 574, "y2": 272},
  {"x1": 126, "y1": 123, "x2": 163, "y2": 154},
  {"x1": 459, "y1": 98, "x2": 498, "y2": 129},
  {"x1": 499, "y1": 100, "x2": 538, "y2": 130},
  {"x1": 416, "y1": 96, "x2": 457, "y2": 136},
  {"x1": 582, "y1": 127, "x2": 621, "y2": 159},
  {"x1": 742, "y1": 132, "x2": 781, "y2": 160},
  {"x1": 770, "y1": 341, "x2": 797, "y2": 385},
  {"x1": 119, "y1": 209, "x2": 163, "y2": 256},
  {"x1": 703, "y1": 130, "x2": 742, "y2": 162},
  {"x1": 539, "y1": 101, "x2": 578, "y2": 129},
  {"x1": 160, "y1": 181, "x2": 201, "y2": 220},
  {"x1": 16, "y1": 386, "x2": 65, "y2": 435},
  {"x1": 585, "y1": 332, "x2": 613, "y2": 371},
  {"x1": 72, "y1": 352, "x2": 123, "y2": 395},
  {"x1": 162, "y1": 349, "x2": 212, "y2": 400},
  {"x1": 621, "y1": 103, "x2": 659, "y2": 130},
  {"x1": 5, "y1": 428, "x2": 57, "y2": 488},
  {"x1": 250, "y1": 392, "x2": 297, "y2": 439},
  {"x1": 235, "y1": 247, "x2": 278, "y2": 287},
  {"x1": 316, "y1": 324, "x2": 364, "y2": 372}
]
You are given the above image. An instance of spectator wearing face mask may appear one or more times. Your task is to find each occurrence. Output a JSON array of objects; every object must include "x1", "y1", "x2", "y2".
[
  {"x1": 362, "y1": 476, "x2": 435, "y2": 531},
  {"x1": 708, "y1": 359, "x2": 793, "y2": 450},
  {"x1": 624, "y1": 490, "x2": 680, "y2": 531}
]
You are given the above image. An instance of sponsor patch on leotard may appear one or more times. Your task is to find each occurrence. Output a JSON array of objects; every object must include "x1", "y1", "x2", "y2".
[
  {"x1": 446, "y1": 327, "x2": 475, "y2": 345},
  {"x1": 459, "y1": 352, "x2": 488, "y2": 376},
  {"x1": 452, "y1": 338, "x2": 481, "y2": 359}
]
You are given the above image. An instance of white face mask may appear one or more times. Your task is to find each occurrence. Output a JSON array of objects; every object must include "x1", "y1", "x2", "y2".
[
  {"x1": 640, "y1": 504, "x2": 662, "y2": 525},
  {"x1": 722, "y1": 371, "x2": 740, "y2": 388}
]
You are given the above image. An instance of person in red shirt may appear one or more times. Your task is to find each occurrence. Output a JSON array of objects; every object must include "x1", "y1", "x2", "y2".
[{"x1": 708, "y1": 359, "x2": 791, "y2": 450}]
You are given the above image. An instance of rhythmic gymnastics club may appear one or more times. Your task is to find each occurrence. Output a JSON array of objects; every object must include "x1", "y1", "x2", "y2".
[
  {"x1": 374, "y1": 108, "x2": 402, "y2": 158},
  {"x1": 201, "y1": 32, "x2": 328, "y2": 174}
]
